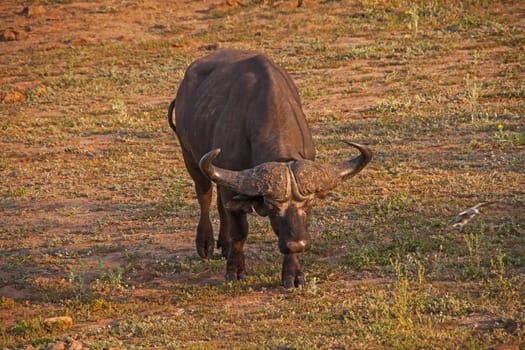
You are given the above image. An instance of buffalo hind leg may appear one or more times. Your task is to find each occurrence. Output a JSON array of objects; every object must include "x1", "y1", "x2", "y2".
[
  {"x1": 282, "y1": 254, "x2": 305, "y2": 288},
  {"x1": 216, "y1": 192, "x2": 231, "y2": 258},
  {"x1": 195, "y1": 181, "x2": 214, "y2": 259},
  {"x1": 181, "y1": 148, "x2": 215, "y2": 259}
]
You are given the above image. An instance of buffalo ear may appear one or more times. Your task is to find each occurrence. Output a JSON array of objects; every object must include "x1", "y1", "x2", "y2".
[
  {"x1": 224, "y1": 197, "x2": 253, "y2": 214},
  {"x1": 224, "y1": 195, "x2": 272, "y2": 216},
  {"x1": 252, "y1": 199, "x2": 272, "y2": 217}
]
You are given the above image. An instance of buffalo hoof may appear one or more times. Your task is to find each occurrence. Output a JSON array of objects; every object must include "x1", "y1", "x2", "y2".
[
  {"x1": 217, "y1": 240, "x2": 231, "y2": 259},
  {"x1": 296, "y1": 275, "x2": 305, "y2": 287},
  {"x1": 225, "y1": 272, "x2": 247, "y2": 282},
  {"x1": 225, "y1": 272, "x2": 236, "y2": 282},
  {"x1": 196, "y1": 235, "x2": 214, "y2": 259},
  {"x1": 282, "y1": 254, "x2": 304, "y2": 288},
  {"x1": 196, "y1": 242, "x2": 214, "y2": 259},
  {"x1": 283, "y1": 278, "x2": 294, "y2": 289},
  {"x1": 282, "y1": 274, "x2": 305, "y2": 289}
]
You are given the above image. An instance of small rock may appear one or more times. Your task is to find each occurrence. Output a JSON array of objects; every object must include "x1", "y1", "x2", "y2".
[
  {"x1": 46, "y1": 342, "x2": 65, "y2": 350},
  {"x1": 32, "y1": 85, "x2": 47, "y2": 97},
  {"x1": 201, "y1": 43, "x2": 220, "y2": 51},
  {"x1": 65, "y1": 337, "x2": 84, "y2": 350},
  {"x1": 2, "y1": 91, "x2": 25, "y2": 104},
  {"x1": 1, "y1": 29, "x2": 18, "y2": 41},
  {"x1": 21, "y1": 5, "x2": 47, "y2": 17},
  {"x1": 43, "y1": 316, "x2": 73, "y2": 330},
  {"x1": 0, "y1": 28, "x2": 29, "y2": 41},
  {"x1": 45, "y1": 338, "x2": 86, "y2": 350}
]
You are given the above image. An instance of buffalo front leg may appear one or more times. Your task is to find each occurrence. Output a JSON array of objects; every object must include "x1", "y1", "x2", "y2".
[
  {"x1": 195, "y1": 181, "x2": 214, "y2": 259},
  {"x1": 282, "y1": 254, "x2": 305, "y2": 288},
  {"x1": 224, "y1": 209, "x2": 249, "y2": 282}
]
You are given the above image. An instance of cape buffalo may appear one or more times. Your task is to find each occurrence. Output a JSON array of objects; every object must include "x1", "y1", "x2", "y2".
[{"x1": 168, "y1": 49, "x2": 372, "y2": 288}]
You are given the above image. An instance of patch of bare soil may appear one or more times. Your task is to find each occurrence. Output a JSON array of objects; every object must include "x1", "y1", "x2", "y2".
[{"x1": 1, "y1": 1, "x2": 203, "y2": 51}]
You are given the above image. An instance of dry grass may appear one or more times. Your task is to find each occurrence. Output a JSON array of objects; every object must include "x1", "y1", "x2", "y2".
[{"x1": 1, "y1": 0, "x2": 524, "y2": 349}]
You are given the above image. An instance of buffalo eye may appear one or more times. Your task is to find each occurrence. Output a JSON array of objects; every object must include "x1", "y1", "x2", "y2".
[
  {"x1": 264, "y1": 200, "x2": 278, "y2": 212},
  {"x1": 264, "y1": 198, "x2": 286, "y2": 216}
]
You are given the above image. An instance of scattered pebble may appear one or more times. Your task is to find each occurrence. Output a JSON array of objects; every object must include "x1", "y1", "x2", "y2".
[
  {"x1": 2, "y1": 91, "x2": 26, "y2": 104},
  {"x1": 21, "y1": 5, "x2": 47, "y2": 17},
  {"x1": 0, "y1": 28, "x2": 28, "y2": 42},
  {"x1": 43, "y1": 316, "x2": 74, "y2": 330},
  {"x1": 46, "y1": 337, "x2": 86, "y2": 350}
]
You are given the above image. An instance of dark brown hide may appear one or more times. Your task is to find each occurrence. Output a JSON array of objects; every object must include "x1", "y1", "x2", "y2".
[{"x1": 174, "y1": 49, "x2": 315, "y2": 168}]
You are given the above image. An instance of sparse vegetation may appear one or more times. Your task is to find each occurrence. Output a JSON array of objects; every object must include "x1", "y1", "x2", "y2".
[
  {"x1": 0, "y1": 0, "x2": 523, "y2": 349},
  {"x1": 495, "y1": 123, "x2": 523, "y2": 148}
]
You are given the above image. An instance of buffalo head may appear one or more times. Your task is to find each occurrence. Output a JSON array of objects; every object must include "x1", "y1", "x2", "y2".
[{"x1": 199, "y1": 141, "x2": 372, "y2": 256}]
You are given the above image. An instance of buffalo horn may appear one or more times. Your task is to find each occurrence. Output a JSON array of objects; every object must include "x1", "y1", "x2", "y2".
[
  {"x1": 199, "y1": 148, "x2": 257, "y2": 196},
  {"x1": 200, "y1": 141, "x2": 372, "y2": 200},
  {"x1": 334, "y1": 141, "x2": 373, "y2": 180},
  {"x1": 199, "y1": 148, "x2": 290, "y2": 200},
  {"x1": 290, "y1": 141, "x2": 372, "y2": 196}
]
